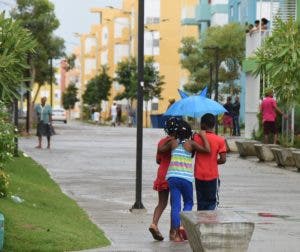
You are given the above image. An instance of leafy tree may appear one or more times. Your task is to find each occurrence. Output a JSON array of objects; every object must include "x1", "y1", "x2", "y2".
[
  {"x1": 179, "y1": 23, "x2": 245, "y2": 96},
  {"x1": 82, "y1": 66, "x2": 112, "y2": 109},
  {"x1": 144, "y1": 57, "x2": 165, "y2": 101},
  {"x1": 114, "y1": 57, "x2": 165, "y2": 102},
  {"x1": 65, "y1": 54, "x2": 76, "y2": 71},
  {"x1": 252, "y1": 17, "x2": 300, "y2": 144},
  {"x1": 0, "y1": 101, "x2": 15, "y2": 169},
  {"x1": 11, "y1": 0, "x2": 65, "y2": 102},
  {"x1": 62, "y1": 83, "x2": 79, "y2": 118},
  {"x1": 114, "y1": 57, "x2": 137, "y2": 102},
  {"x1": 252, "y1": 18, "x2": 300, "y2": 108},
  {"x1": 143, "y1": 57, "x2": 165, "y2": 126},
  {"x1": 0, "y1": 101, "x2": 15, "y2": 197},
  {"x1": 0, "y1": 12, "x2": 36, "y2": 102}
]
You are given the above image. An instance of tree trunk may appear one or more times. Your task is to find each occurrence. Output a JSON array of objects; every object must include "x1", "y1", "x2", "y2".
[
  {"x1": 291, "y1": 106, "x2": 295, "y2": 145},
  {"x1": 33, "y1": 84, "x2": 42, "y2": 104},
  {"x1": 145, "y1": 100, "x2": 148, "y2": 128},
  {"x1": 69, "y1": 105, "x2": 71, "y2": 121}
]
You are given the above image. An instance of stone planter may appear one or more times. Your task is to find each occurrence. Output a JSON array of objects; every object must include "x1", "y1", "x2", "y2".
[
  {"x1": 270, "y1": 148, "x2": 296, "y2": 167},
  {"x1": 254, "y1": 144, "x2": 280, "y2": 162},
  {"x1": 225, "y1": 138, "x2": 238, "y2": 153},
  {"x1": 0, "y1": 213, "x2": 3, "y2": 251},
  {"x1": 292, "y1": 151, "x2": 300, "y2": 172},
  {"x1": 235, "y1": 140, "x2": 260, "y2": 157},
  {"x1": 180, "y1": 210, "x2": 255, "y2": 252}
]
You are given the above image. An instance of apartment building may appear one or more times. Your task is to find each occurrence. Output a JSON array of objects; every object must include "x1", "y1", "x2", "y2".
[
  {"x1": 77, "y1": 0, "x2": 199, "y2": 125},
  {"x1": 229, "y1": 0, "x2": 299, "y2": 137}
]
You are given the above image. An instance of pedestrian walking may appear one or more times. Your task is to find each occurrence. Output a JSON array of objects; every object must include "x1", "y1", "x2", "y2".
[
  {"x1": 126, "y1": 104, "x2": 134, "y2": 127},
  {"x1": 110, "y1": 102, "x2": 117, "y2": 127},
  {"x1": 261, "y1": 89, "x2": 287, "y2": 144},
  {"x1": 222, "y1": 96, "x2": 234, "y2": 136},
  {"x1": 232, "y1": 96, "x2": 241, "y2": 136},
  {"x1": 149, "y1": 117, "x2": 179, "y2": 241},
  {"x1": 35, "y1": 97, "x2": 53, "y2": 149},
  {"x1": 193, "y1": 113, "x2": 227, "y2": 211},
  {"x1": 93, "y1": 110, "x2": 100, "y2": 124},
  {"x1": 116, "y1": 104, "x2": 122, "y2": 126},
  {"x1": 158, "y1": 120, "x2": 210, "y2": 242}
]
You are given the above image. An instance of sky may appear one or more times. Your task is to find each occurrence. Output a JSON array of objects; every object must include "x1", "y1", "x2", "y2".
[
  {"x1": 0, "y1": 0, "x2": 122, "y2": 53},
  {"x1": 51, "y1": 0, "x2": 122, "y2": 53}
]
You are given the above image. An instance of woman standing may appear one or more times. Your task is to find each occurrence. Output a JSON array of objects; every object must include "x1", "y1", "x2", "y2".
[{"x1": 35, "y1": 97, "x2": 53, "y2": 149}]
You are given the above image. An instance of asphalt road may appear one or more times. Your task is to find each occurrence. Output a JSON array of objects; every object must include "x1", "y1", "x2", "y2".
[{"x1": 20, "y1": 121, "x2": 300, "y2": 252}]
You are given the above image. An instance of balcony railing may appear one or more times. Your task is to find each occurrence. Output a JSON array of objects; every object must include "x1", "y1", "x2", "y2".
[{"x1": 246, "y1": 30, "x2": 270, "y2": 57}]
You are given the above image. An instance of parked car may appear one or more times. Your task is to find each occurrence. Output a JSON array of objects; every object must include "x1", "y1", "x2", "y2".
[{"x1": 52, "y1": 108, "x2": 67, "y2": 123}]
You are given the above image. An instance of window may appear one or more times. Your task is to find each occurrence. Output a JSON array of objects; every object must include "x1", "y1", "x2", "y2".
[
  {"x1": 146, "y1": 17, "x2": 160, "y2": 24},
  {"x1": 151, "y1": 103, "x2": 159, "y2": 111},
  {"x1": 144, "y1": 31, "x2": 160, "y2": 56},
  {"x1": 102, "y1": 27, "x2": 108, "y2": 46},
  {"x1": 145, "y1": 0, "x2": 160, "y2": 24},
  {"x1": 230, "y1": 6, "x2": 234, "y2": 17},
  {"x1": 101, "y1": 50, "x2": 108, "y2": 65},
  {"x1": 237, "y1": 3, "x2": 241, "y2": 21},
  {"x1": 114, "y1": 17, "x2": 129, "y2": 38}
]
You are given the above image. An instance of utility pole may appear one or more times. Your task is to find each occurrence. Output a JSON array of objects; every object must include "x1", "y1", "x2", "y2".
[
  {"x1": 25, "y1": 56, "x2": 31, "y2": 134},
  {"x1": 209, "y1": 63, "x2": 213, "y2": 99},
  {"x1": 50, "y1": 57, "x2": 53, "y2": 107},
  {"x1": 131, "y1": 0, "x2": 145, "y2": 210},
  {"x1": 204, "y1": 46, "x2": 220, "y2": 134},
  {"x1": 214, "y1": 48, "x2": 219, "y2": 135},
  {"x1": 14, "y1": 98, "x2": 19, "y2": 156}
]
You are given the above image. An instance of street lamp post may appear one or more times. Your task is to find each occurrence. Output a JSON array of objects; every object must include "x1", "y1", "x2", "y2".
[
  {"x1": 50, "y1": 57, "x2": 53, "y2": 107},
  {"x1": 204, "y1": 46, "x2": 220, "y2": 134},
  {"x1": 131, "y1": 0, "x2": 145, "y2": 210}
]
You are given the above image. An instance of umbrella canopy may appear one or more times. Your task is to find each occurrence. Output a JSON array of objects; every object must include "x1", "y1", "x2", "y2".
[
  {"x1": 164, "y1": 95, "x2": 227, "y2": 118},
  {"x1": 178, "y1": 89, "x2": 189, "y2": 99},
  {"x1": 177, "y1": 86, "x2": 208, "y2": 99}
]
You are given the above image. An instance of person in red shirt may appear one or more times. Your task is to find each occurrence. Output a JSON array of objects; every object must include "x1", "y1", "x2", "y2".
[
  {"x1": 149, "y1": 117, "x2": 178, "y2": 241},
  {"x1": 260, "y1": 89, "x2": 286, "y2": 144},
  {"x1": 193, "y1": 113, "x2": 227, "y2": 210}
]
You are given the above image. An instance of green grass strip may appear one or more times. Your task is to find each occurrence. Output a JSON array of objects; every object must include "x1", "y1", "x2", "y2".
[{"x1": 0, "y1": 155, "x2": 110, "y2": 252}]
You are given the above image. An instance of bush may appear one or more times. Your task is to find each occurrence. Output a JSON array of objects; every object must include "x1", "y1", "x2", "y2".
[
  {"x1": 0, "y1": 101, "x2": 15, "y2": 197},
  {"x1": 0, "y1": 169, "x2": 9, "y2": 198},
  {"x1": 0, "y1": 102, "x2": 15, "y2": 168}
]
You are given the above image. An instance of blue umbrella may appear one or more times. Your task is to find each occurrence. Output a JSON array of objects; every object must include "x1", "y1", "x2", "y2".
[
  {"x1": 198, "y1": 86, "x2": 208, "y2": 97},
  {"x1": 164, "y1": 95, "x2": 227, "y2": 118},
  {"x1": 177, "y1": 89, "x2": 189, "y2": 99},
  {"x1": 178, "y1": 86, "x2": 208, "y2": 99}
]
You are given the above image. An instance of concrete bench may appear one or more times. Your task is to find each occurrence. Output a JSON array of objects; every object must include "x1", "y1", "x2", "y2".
[
  {"x1": 235, "y1": 140, "x2": 260, "y2": 157},
  {"x1": 225, "y1": 138, "x2": 238, "y2": 153},
  {"x1": 254, "y1": 144, "x2": 280, "y2": 162},
  {"x1": 180, "y1": 210, "x2": 254, "y2": 252},
  {"x1": 271, "y1": 148, "x2": 296, "y2": 167},
  {"x1": 292, "y1": 151, "x2": 300, "y2": 172},
  {"x1": 0, "y1": 213, "x2": 3, "y2": 251}
]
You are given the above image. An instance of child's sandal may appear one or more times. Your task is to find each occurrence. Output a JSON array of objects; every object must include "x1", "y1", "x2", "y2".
[{"x1": 149, "y1": 225, "x2": 164, "y2": 241}]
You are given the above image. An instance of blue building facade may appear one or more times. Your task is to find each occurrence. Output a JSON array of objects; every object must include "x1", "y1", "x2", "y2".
[
  {"x1": 228, "y1": 0, "x2": 257, "y2": 24},
  {"x1": 227, "y1": 0, "x2": 262, "y2": 123}
]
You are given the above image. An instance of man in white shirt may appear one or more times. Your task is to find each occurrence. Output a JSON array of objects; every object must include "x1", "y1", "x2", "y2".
[
  {"x1": 110, "y1": 102, "x2": 117, "y2": 127},
  {"x1": 93, "y1": 111, "x2": 100, "y2": 124}
]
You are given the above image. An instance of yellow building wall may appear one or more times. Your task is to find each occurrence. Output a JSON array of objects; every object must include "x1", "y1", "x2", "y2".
[
  {"x1": 31, "y1": 83, "x2": 61, "y2": 109},
  {"x1": 79, "y1": 0, "x2": 199, "y2": 126}
]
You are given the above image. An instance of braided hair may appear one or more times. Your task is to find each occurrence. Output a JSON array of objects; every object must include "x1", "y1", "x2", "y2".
[
  {"x1": 176, "y1": 120, "x2": 192, "y2": 143},
  {"x1": 164, "y1": 117, "x2": 180, "y2": 136}
]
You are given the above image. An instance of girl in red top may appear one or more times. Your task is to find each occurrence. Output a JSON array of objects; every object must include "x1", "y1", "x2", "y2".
[{"x1": 149, "y1": 118, "x2": 179, "y2": 241}]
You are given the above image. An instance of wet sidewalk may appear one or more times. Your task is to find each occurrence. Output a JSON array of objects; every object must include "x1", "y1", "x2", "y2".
[{"x1": 20, "y1": 122, "x2": 300, "y2": 252}]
